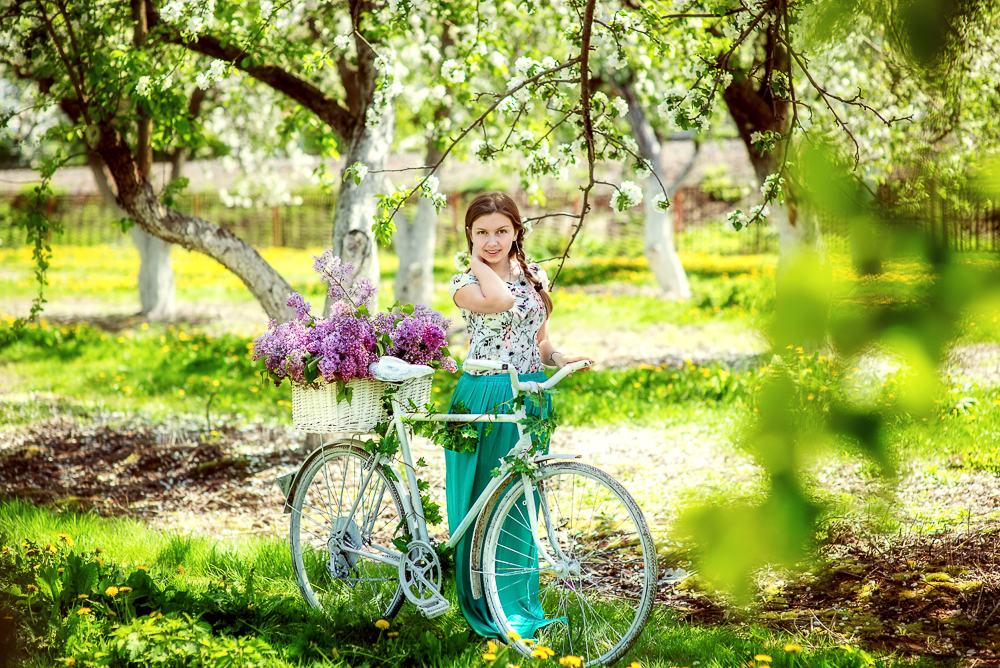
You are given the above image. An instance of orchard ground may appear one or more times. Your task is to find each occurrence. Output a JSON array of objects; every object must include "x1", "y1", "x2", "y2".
[{"x1": 2, "y1": 245, "x2": 1000, "y2": 666}]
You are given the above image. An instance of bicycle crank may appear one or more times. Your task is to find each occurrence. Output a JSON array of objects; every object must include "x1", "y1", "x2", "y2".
[{"x1": 398, "y1": 540, "x2": 450, "y2": 618}]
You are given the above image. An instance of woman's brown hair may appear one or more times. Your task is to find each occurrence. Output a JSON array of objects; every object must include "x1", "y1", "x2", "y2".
[{"x1": 464, "y1": 191, "x2": 553, "y2": 315}]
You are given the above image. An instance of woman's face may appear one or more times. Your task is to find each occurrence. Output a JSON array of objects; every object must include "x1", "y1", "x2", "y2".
[{"x1": 469, "y1": 212, "x2": 516, "y2": 268}]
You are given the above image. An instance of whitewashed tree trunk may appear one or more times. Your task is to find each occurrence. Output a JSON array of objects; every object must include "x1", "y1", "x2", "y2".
[
  {"x1": 392, "y1": 141, "x2": 441, "y2": 307},
  {"x1": 87, "y1": 151, "x2": 177, "y2": 318},
  {"x1": 619, "y1": 80, "x2": 691, "y2": 299},
  {"x1": 326, "y1": 105, "x2": 395, "y2": 315},
  {"x1": 393, "y1": 194, "x2": 437, "y2": 307}
]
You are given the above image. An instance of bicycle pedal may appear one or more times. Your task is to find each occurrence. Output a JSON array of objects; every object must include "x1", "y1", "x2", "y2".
[{"x1": 417, "y1": 598, "x2": 451, "y2": 619}]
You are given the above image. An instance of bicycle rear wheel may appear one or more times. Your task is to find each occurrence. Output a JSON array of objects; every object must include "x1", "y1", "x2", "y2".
[
  {"x1": 288, "y1": 442, "x2": 406, "y2": 622},
  {"x1": 481, "y1": 462, "x2": 657, "y2": 666}
]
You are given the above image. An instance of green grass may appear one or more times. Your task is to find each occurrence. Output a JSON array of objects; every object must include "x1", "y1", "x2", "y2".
[{"x1": 0, "y1": 501, "x2": 940, "y2": 668}]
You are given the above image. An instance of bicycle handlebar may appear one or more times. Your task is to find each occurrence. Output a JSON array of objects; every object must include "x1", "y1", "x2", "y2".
[{"x1": 462, "y1": 358, "x2": 592, "y2": 393}]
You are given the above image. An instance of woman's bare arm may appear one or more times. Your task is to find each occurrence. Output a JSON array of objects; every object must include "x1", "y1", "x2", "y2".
[{"x1": 453, "y1": 256, "x2": 515, "y2": 313}]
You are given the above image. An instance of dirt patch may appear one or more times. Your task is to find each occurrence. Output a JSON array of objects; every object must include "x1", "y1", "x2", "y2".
[{"x1": 2, "y1": 415, "x2": 1000, "y2": 664}]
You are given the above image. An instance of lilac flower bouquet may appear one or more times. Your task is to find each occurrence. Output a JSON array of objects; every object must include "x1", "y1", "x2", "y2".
[{"x1": 252, "y1": 250, "x2": 457, "y2": 389}]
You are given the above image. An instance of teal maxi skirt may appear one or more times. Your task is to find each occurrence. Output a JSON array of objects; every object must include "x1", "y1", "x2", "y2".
[{"x1": 445, "y1": 371, "x2": 552, "y2": 639}]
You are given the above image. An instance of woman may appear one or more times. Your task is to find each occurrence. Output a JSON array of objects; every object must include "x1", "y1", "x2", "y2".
[{"x1": 447, "y1": 191, "x2": 592, "y2": 639}]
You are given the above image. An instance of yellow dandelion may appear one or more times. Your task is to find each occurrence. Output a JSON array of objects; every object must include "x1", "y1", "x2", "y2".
[
  {"x1": 630, "y1": 663, "x2": 643, "y2": 668},
  {"x1": 482, "y1": 653, "x2": 497, "y2": 661},
  {"x1": 487, "y1": 640, "x2": 498, "y2": 653},
  {"x1": 532, "y1": 646, "x2": 556, "y2": 659},
  {"x1": 119, "y1": 586, "x2": 132, "y2": 593},
  {"x1": 47, "y1": 544, "x2": 57, "y2": 554},
  {"x1": 65, "y1": 659, "x2": 76, "y2": 666},
  {"x1": 783, "y1": 644, "x2": 803, "y2": 653},
  {"x1": 26, "y1": 584, "x2": 39, "y2": 594},
  {"x1": 176, "y1": 565, "x2": 184, "y2": 575},
  {"x1": 105, "y1": 586, "x2": 119, "y2": 597},
  {"x1": 387, "y1": 631, "x2": 399, "y2": 638},
  {"x1": 57, "y1": 534, "x2": 74, "y2": 546},
  {"x1": 375, "y1": 619, "x2": 390, "y2": 630},
  {"x1": 559, "y1": 656, "x2": 583, "y2": 667},
  {"x1": 77, "y1": 607, "x2": 92, "y2": 615},
  {"x1": 755, "y1": 655, "x2": 772, "y2": 663},
  {"x1": 507, "y1": 631, "x2": 522, "y2": 641},
  {"x1": 77, "y1": 594, "x2": 89, "y2": 599}
]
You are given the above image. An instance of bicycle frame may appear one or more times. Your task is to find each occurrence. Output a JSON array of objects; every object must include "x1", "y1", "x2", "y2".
[{"x1": 323, "y1": 359, "x2": 590, "y2": 578}]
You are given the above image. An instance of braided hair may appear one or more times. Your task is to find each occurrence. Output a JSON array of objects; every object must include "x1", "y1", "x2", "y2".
[{"x1": 464, "y1": 192, "x2": 553, "y2": 315}]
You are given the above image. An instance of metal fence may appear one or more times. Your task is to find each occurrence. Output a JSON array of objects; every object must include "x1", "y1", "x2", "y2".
[
  {"x1": 0, "y1": 187, "x2": 785, "y2": 257},
  {"x1": 11, "y1": 189, "x2": 994, "y2": 256}
]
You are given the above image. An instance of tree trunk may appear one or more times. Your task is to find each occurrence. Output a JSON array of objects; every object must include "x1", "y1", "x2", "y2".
[
  {"x1": 326, "y1": 103, "x2": 394, "y2": 315},
  {"x1": 86, "y1": 151, "x2": 177, "y2": 318},
  {"x1": 93, "y1": 124, "x2": 296, "y2": 322},
  {"x1": 618, "y1": 79, "x2": 691, "y2": 299},
  {"x1": 393, "y1": 144, "x2": 442, "y2": 307},
  {"x1": 721, "y1": 20, "x2": 821, "y2": 262}
]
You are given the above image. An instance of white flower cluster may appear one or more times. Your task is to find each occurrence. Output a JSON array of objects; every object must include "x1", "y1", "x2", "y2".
[
  {"x1": 333, "y1": 34, "x2": 352, "y2": 50},
  {"x1": 347, "y1": 162, "x2": 369, "y2": 185},
  {"x1": 611, "y1": 97, "x2": 629, "y2": 117},
  {"x1": 135, "y1": 76, "x2": 152, "y2": 96},
  {"x1": 441, "y1": 59, "x2": 466, "y2": 85},
  {"x1": 723, "y1": 9, "x2": 755, "y2": 40},
  {"x1": 521, "y1": 219, "x2": 534, "y2": 238},
  {"x1": 453, "y1": 250, "x2": 471, "y2": 271},
  {"x1": 160, "y1": 0, "x2": 215, "y2": 35},
  {"x1": 653, "y1": 193, "x2": 670, "y2": 211},
  {"x1": 760, "y1": 173, "x2": 786, "y2": 205},
  {"x1": 366, "y1": 55, "x2": 404, "y2": 128},
  {"x1": 726, "y1": 209, "x2": 749, "y2": 231},
  {"x1": 612, "y1": 180, "x2": 642, "y2": 211},
  {"x1": 470, "y1": 138, "x2": 497, "y2": 163},
  {"x1": 258, "y1": 1, "x2": 274, "y2": 21},
  {"x1": 196, "y1": 59, "x2": 228, "y2": 90},
  {"x1": 418, "y1": 174, "x2": 448, "y2": 212}
]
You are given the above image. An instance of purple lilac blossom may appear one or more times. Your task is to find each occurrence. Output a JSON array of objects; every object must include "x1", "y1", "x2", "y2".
[
  {"x1": 286, "y1": 292, "x2": 312, "y2": 322},
  {"x1": 312, "y1": 249, "x2": 376, "y2": 307},
  {"x1": 254, "y1": 250, "x2": 456, "y2": 385}
]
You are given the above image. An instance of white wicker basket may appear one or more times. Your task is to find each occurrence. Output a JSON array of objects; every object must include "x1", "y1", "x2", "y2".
[{"x1": 291, "y1": 375, "x2": 433, "y2": 434}]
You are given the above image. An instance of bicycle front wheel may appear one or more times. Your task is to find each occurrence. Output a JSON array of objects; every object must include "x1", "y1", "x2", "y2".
[
  {"x1": 481, "y1": 462, "x2": 657, "y2": 666},
  {"x1": 288, "y1": 442, "x2": 406, "y2": 622}
]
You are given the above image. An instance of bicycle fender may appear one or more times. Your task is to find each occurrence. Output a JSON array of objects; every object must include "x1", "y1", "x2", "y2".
[
  {"x1": 531, "y1": 453, "x2": 580, "y2": 463},
  {"x1": 278, "y1": 439, "x2": 360, "y2": 514},
  {"x1": 470, "y1": 471, "x2": 519, "y2": 600}
]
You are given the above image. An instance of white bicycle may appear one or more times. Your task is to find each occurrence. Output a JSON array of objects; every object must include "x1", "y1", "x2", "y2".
[{"x1": 278, "y1": 357, "x2": 658, "y2": 666}]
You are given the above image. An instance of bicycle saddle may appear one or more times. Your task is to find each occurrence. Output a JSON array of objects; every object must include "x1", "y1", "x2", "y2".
[{"x1": 368, "y1": 355, "x2": 435, "y2": 382}]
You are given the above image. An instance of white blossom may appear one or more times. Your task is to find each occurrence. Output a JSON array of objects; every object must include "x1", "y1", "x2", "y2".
[
  {"x1": 726, "y1": 210, "x2": 749, "y2": 231},
  {"x1": 540, "y1": 56, "x2": 557, "y2": 70},
  {"x1": 453, "y1": 250, "x2": 470, "y2": 270},
  {"x1": 185, "y1": 14, "x2": 204, "y2": 34},
  {"x1": 488, "y1": 51, "x2": 507, "y2": 69},
  {"x1": 612, "y1": 97, "x2": 629, "y2": 117},
  {"x1": 135, "y1": 76, "x2": 151, "y2": 96},
  {"x1": 210, "y1": 60, "x2": 227, "y2": 79},
  {"x1": 498, "y1": 96, "x2": 521, "y2": 114},
  {"x1": 195, "y1": 72, "x2": 211, "y2": 90},
  {"x1": 653, "y1": 193, "x2": 670, "y2": 211},
  {"x1": 160, "y1": 1, "x2": 186, "y2": 22},
  {"x1": 514, "y1": 56, "x2": 536, "y2": 76},
  {"x1": 441, "y1": 59, "x2": 466, "y2": 84},
  {"x1": 159, "y1": 74, "x2": 173, "y2": 90},
  {"x1": 333, "y1": 34, "x2": 351, "y2": 50},
  {"x1": 612, "y1": 180, "x2": 642, "y2": 211},
  {"x1": 521, "y1": 219, "x2": 534, "y2": 237},
  {"x1": 258, "y1": 1, "x2": 274, "y2": 20}
]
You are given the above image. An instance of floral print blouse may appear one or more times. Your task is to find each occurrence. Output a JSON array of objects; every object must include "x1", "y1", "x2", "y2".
[{"x1": 449, "y1": 263, "x2": 548, "y2": 375}]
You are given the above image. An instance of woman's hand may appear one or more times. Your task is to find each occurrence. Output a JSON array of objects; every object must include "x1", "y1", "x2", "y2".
[{"x1": 552, "y1": 353, "x2": 594, "y2": 374}]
